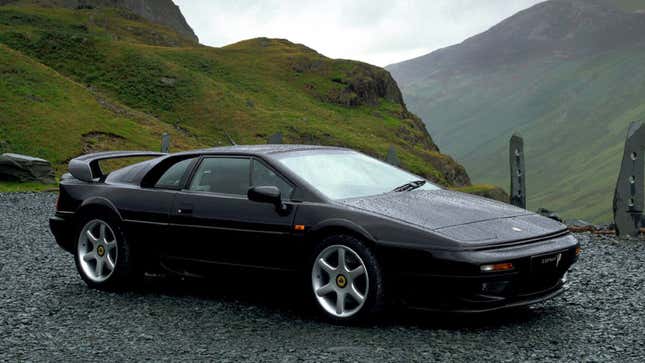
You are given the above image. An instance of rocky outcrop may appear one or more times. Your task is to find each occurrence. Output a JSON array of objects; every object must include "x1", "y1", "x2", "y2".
[
  {"x1": 0, "y1": 153, "x2": 55, "y2": 183},
  {"x1": 424, "y1": 152, "x2": 471, "y2": 187},
  {"x1": 0, "y1": 0, "x2": 198, "y2": 42},
  {"x1": 329, "y1": 64, "x2": 404, "y2": 107},
  {"x1": 281, "y1": 38, "x2": 404, "y2": 107}
]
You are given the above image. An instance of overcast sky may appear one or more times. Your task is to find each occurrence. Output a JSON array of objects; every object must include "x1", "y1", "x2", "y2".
[{"x1": 174, "y1": 0, "x2": 545, "y2": 67}]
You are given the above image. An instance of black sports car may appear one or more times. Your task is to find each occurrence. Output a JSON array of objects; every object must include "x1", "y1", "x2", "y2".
[{"x1": 50, "y1": 145, "x2": 580, "y2": 321}]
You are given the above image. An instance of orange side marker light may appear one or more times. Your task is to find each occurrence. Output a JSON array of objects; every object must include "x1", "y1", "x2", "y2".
[
  {"x1": 480, "y1": 262, "x2": 514, "y2": 272},
  {"x1": 294, "y1": 225, "x2": 305, "y2": 231}
]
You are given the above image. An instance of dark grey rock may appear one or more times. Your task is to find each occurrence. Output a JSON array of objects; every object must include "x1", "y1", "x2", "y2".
[
  {"x1": 596, "y1": 223, "x2": 615, "y2": 231},
  {"x1": 536, "y1": 208, "x2": 564, "y2": 223},
  {"x1": 567, "y1": 219, "x2": 594, "y2": 228},
  {"x1": 0, "y1": 153, "x2": 55, "y2": 184},
  {"x1": 160, "y1": 77, "x2": 177, "y2": 86},
  {"x1": 267, "y1": 133, "x2": 283, "y2": 145}
]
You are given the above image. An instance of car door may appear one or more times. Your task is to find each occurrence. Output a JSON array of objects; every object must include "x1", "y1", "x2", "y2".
[
  {"x1": 112, "y1": 156, "x2": 198, "y2": 252},
  {"x1": 165, "y1": 155, "x2": 299, "y2": 271}
]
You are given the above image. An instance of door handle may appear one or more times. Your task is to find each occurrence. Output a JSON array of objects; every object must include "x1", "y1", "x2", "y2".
[{"x1": 177, "y1": 208, "x2": 193, "y2": 215}]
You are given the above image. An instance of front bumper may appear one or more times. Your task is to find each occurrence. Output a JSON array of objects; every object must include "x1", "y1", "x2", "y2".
[
  {"x1": 387, "y1": 233, "x2": 579, "y2": 313},
  {"x1": 49, "y1": 214, "x2": 75, "y2": 253},
  {"x1": 402, "y1": 273, "x2": 569, "y2": 313}
]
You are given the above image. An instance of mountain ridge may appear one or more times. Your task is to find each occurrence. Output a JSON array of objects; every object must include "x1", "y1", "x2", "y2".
[
  {"x1": 388, "y1": 0, "x2": 645, "y2": 83},
  {"x1": 0, "y1": 0, "x2": 198, "y2": 42}
]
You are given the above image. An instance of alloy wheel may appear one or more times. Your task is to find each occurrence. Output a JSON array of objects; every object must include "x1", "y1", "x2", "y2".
[
  {"x1": 77, "y1": 219, "x2": 118, "y2": 282},
  {"x1": 312, "y1": 244, "x2": 369, "y2": 318}
]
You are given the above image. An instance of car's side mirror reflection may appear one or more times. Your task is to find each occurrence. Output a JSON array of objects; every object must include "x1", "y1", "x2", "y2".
[{"x1": 247, "y1": 186, "x2": 287, "y2": 211}]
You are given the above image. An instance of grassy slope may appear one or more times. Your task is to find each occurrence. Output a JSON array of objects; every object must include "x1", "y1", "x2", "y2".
[
  {"x1": 401, "y1": 45, "x2": 645, "y2": 223},
  {"x1": 0, "y1": 5, "x2": 468, "y2": 191},
  {"x1": 613, "y1": 0, "x2": 645, "y2": 11},
  {"x1": 0, "y1": 42, "x2": 202, "y2": 171}
]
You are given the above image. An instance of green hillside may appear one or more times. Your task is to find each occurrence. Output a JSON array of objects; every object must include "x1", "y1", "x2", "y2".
[
  {"x1": 614, "y1": 0, "x2": 645, "y2": 12},
  {"x1": 0, "y1": 3, "x2": 474, "y2": 191},
  {"x1": 389, "y1": 0, "x2": 645, "y2": 223},
  {"x1": 403, "y1": 49, "x2": 645, "y2": 222}
]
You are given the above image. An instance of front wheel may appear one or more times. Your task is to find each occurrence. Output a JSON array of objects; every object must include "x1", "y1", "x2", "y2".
[{"x1": 310, "y1": 235, "x2": 384, "y2": 322}]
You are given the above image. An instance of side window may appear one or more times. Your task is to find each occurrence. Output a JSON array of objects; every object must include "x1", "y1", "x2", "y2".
[
  {"x1": 251, "y1": 159, "x2": 294, "y2": 198},
  {"x1": 189, "y1": 157, "x2": 251, "y2": 195},
  {"x1": 154, "y1": 158, "x2": 196, "y2": 189}
]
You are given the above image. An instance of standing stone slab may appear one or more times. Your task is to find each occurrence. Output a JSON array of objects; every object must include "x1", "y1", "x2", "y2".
[
  {"x1": 161, "y1": 132, "x2": 170, "y2": 153},
  {"x1": 613, "y1": 122, "x2": 645, "y2": 237},
  {"x1": 267, "y1": 132, "x2": 283, "y2": 144},
  {"x1": 0, "y1": 153, "x2": 55, "y2": 184},
  {"x1": 386, "y1": 146, "x2": 401, "y2": 167},
  {"x1": 509, "y1": 133, "x2": 526, "y2": 209}
]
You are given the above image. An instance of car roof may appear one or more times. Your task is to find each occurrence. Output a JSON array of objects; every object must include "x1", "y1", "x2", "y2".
[{"x1": 174, "y1": 144, "x2": 350, "y2": 157}]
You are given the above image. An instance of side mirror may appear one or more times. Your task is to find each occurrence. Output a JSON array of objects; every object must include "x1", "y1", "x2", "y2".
[{"x1": 248, "y1": 186, "x2": 285, "y2": 210}]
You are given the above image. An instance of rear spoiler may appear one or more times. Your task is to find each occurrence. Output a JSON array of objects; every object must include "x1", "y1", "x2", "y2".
[{"x1": 68, "y1": 151, "x2": 166, "y2": 182}]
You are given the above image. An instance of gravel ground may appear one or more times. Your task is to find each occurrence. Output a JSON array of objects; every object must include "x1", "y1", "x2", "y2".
[{"x1": 1, "y1": 192, "x2": 644, "y2": 362}]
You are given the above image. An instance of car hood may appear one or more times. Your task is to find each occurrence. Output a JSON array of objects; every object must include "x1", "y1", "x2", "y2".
[{"x1": 339, "y1": 189, "x2": 566, "y2": 244}]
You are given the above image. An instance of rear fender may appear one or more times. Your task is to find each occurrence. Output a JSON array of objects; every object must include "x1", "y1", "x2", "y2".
[{"x1": 77, "y1": 197, "x2": 123, "y2": 222}]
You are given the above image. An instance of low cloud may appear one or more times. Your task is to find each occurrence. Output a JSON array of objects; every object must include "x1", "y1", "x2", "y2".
[{"x1": 175, "y1": 0, "x2": 545, "y2": 67}]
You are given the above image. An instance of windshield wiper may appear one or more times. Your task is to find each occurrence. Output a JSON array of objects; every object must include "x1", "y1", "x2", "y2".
[{"x1": 392, "y1": 180, "x2": 426, "y2": 192}]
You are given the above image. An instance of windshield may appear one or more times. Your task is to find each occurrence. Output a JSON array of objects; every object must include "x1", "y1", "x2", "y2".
[{"x1": 274, "y1": 150, "x2": 440, "y2": 199}]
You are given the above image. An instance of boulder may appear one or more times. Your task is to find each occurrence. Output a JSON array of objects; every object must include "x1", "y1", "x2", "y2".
[
  {"x1": 0, "y1": 153, "x2": 55, "y2": 184},
  {"x1": 596, "y1": 223, "x2": 615, "y2": 231},
  {"x1": 537, "y1": 208, "x2": 564, "y2": 223},
  {"x1": 567, "y1": 219, "x2": 594, "y2": 228}
]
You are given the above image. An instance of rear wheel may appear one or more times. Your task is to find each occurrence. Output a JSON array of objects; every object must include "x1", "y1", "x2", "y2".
[
  {"x1": 74, "y1": 216, "x2": 138, "y2": 289},
  {"x1": 310, "y1": 234, "x2": 384, "y2": 322}
]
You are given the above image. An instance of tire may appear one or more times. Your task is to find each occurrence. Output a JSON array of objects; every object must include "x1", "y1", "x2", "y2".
[
  {"x1": 74, "y1": 214, "x2": 139, "y2": 290},
  {"x1": 310, "y1": 234, "x2": 385, "y2": 322}
]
